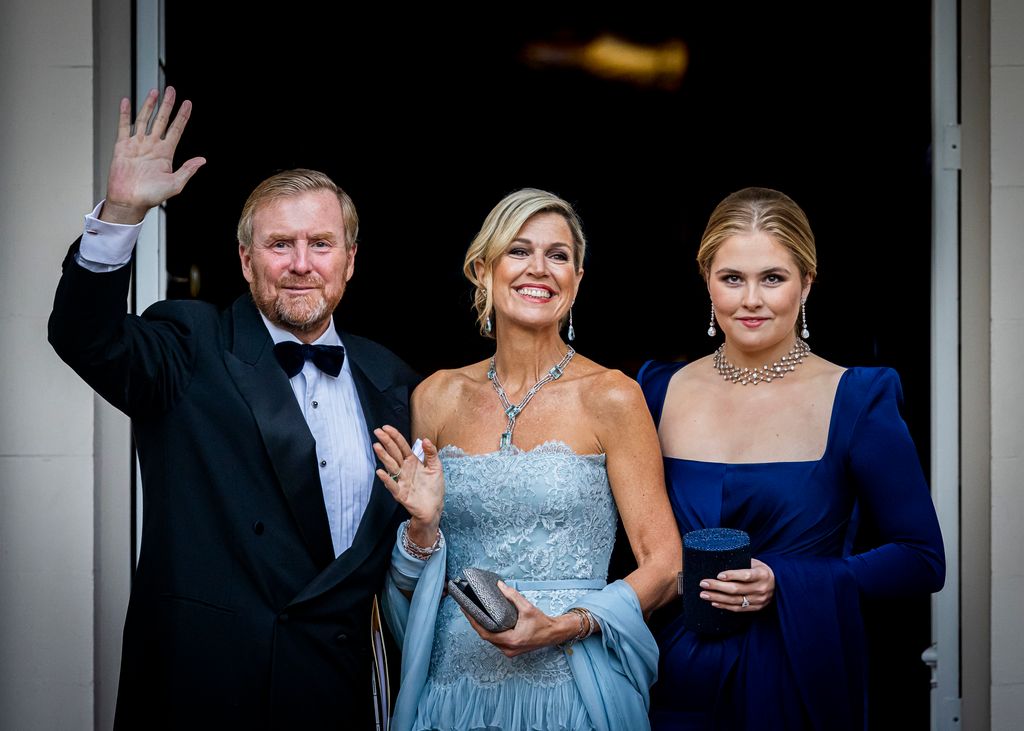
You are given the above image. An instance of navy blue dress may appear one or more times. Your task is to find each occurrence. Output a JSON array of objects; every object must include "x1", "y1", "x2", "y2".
[{"x1": 637, "y1": 362, "x2": 945, "y2": 731}]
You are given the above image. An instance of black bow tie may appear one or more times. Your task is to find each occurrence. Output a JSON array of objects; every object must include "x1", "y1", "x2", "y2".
[{"x1": 273, "y1": 341, "x2": 345, "y2": 378}]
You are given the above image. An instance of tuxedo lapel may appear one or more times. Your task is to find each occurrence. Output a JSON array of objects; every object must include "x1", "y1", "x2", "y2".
[
  {"x1": 223, "y1": 296, "x2": 336, "y2": 569},
  {"x1": 288, "y1": 331, "x2": 407, "y2": 606}
]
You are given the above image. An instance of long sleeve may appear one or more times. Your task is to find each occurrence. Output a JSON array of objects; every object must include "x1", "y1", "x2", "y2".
[
  {"x1": 48, "y1": 238, "x2": 201, "y2": 417},
  {"x1": 769, "y1": 368, "x2": 945, "y2": 730},
  {"x1": 843, "y1": 369, "x2": 946, "y2": 596},
  {"x1": 76, "y1": 200, "x2": 142, "y2": 272}
]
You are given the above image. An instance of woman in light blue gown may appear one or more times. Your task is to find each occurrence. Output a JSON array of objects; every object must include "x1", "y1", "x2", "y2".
[{"x1": 373, "y1": 188, "x2": 681, "y2": 731}]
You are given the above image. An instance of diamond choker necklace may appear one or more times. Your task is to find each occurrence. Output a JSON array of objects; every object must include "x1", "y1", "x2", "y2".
[{"x1": 712, "y1": 338, "x2": 810, "y2": 385}]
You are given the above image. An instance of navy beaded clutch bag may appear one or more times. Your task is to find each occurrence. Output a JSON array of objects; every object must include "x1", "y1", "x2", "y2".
[{"x1": 680, "y1": 528, "x2": 752, "y2": 636}]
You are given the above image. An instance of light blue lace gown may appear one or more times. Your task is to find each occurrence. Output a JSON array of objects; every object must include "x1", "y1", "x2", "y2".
[{"x1": 385, "y1": 442, "x2": 659, "y2": 731}]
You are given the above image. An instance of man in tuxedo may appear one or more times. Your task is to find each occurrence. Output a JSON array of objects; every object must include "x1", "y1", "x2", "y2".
[{"x1": 48, "y1": 87, "x2": 420, "y2": 728}]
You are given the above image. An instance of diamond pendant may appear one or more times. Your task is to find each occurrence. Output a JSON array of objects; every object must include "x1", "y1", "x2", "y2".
[{"x1": 499, "y1": 432, "x2": 512, "y2": 449}]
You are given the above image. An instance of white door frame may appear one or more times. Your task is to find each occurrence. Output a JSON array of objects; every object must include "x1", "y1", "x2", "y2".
[
  {"x1": 133, "y1": 0, "x2": 165, "y2": 562},
  {"x1": 929, "y1": 0, "x2": 962, "y2": 728}
]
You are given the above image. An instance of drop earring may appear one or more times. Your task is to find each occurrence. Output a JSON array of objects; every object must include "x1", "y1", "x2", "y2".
[
  {"x1": 567, "y1": 302, "x2": 576, "y2": 342},
  {"x1": 483, "y1": 288, "x2": 493, "y2": 334},
  {"x1": 707, "y1": 302, "x2": 717, "y2": 337},
  {"x1": 800, "y1": 299, "x2": 810, "y2": 339}
]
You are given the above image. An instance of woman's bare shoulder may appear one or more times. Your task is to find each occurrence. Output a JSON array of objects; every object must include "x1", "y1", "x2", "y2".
[
  {"x1": 666, "y1": 353, "x2": 717, "y2": 392},
  {"x1": 570, "y1": 355, "x2": 649, "y2": 418},
  {"x1": 801, "y1": 354, "x2": 847, "y2": 388},
  {"x1": 413, "y1": 361, "x2": 487, "y2": 407}
]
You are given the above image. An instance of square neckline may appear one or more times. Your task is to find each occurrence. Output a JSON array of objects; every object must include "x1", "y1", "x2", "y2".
[{"x1": 663, "y1": 367, "x2": 851, "y2": 467}]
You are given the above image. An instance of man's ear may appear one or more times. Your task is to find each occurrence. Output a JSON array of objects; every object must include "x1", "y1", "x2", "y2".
[
  {"x1": 345, "y1": 243, "x2": 357, "y2": 283},
  {"x1": 239, "y1": 243, "x2": 254, "y2": 283}
]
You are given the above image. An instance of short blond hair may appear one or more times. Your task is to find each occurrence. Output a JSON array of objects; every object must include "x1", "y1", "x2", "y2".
[
  {"x1": 237, "y1": 169, "x2": 359, "y2": 250},
  {"x1": 697, "y1": 187, "x2": 816, "y2": 282},
  {"x1": 463, "y1": 188, "x2": 585, "y2": 338}
]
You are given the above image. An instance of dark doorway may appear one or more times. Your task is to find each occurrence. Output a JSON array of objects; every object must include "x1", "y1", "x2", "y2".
[{"x1": 165, "y1": 4, "x2": 934, "y2": 727}]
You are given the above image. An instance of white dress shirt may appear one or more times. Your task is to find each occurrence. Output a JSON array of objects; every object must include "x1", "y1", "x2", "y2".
[
  {"x1": 77, "y1": 202, "x2": 375, "y2": 557},
  {"x1": 260, "y1": 316, "x2": 376, "y2": 556}
]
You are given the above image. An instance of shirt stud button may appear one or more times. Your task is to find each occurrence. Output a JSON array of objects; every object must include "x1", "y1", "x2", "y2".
[
  {"x1": 320, "y1": 460, "x2": 327, "y2": 467},
  {"x1": 312, "y1": 400, "x2": 318, "y2": 408}
]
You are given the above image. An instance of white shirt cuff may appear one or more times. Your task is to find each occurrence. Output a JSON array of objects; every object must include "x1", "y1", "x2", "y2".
[{"x1": 75, "y1": 200, "x2": 143, "y2": 272}]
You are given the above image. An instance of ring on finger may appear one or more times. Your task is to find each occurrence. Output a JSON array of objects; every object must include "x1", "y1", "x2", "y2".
[
  {"x1": 740, "y1": 595, "x2": 750, "y2": 609},
  {"x1": 388, "y1": 467, "x2": 403, "y2": 481}
]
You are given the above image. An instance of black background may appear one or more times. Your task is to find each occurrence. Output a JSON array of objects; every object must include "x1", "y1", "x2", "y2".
[{"x1": 164, "y1": 3, "x2": 935, "y2": 726}]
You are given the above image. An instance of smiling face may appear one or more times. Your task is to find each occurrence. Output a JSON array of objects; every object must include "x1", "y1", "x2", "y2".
[
  {"x1": 239, "y1": 189, "x2": 355, "y2": 341},
  {"x1": 708, "y1": 230, "x2": 810, "y2": 357},
  {"x1": 478, "y1": 211, "x2": 582, "y2": 335}
]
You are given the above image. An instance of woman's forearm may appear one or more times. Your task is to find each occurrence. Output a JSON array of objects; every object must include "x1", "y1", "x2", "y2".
[{"x1": 624, "y1": 550, "x2": 680, "y2": 615}]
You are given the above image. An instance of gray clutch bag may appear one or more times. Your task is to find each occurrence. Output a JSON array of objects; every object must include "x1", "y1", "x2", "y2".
[{"x1": 447, "y1": 567, "x2": 518, "y2": 633}]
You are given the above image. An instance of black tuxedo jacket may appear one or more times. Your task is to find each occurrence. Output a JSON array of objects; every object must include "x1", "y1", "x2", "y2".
[{"x1": 49, "y1": 241, "x2": 419, "y2": 729}]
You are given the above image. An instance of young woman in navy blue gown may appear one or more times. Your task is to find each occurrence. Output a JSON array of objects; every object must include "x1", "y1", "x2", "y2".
[{"x1": 638, "y1": 187, "x2": 945, "y2": 730}]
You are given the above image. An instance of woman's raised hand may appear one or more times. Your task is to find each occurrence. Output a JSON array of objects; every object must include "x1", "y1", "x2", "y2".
[{"x1": 373, "y1": 425, "x2": 445, "y2": 540}]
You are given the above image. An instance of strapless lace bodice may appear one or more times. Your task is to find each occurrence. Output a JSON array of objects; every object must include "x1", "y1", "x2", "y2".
[
  {"x1": 438, "y1": 441, "x2": 615, "y2": 584},
  {"x1": 412, "y1": 442, "x2": 616, "y2": 730}
]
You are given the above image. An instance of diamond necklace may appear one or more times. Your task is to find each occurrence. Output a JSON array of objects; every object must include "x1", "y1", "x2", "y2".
[
  {"x1": 712, "y1": 338, "x2": 810, "y2": 385},
  {"x1": 488, "y1": 346, "x2": 576, "y2": 449}
]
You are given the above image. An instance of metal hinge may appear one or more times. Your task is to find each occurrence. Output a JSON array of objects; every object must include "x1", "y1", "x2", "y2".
[{"x1": 922, "y1": 645, "x2": 962, "y2": 729}]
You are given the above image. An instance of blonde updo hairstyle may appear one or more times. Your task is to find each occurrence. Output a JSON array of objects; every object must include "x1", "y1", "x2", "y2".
[
  {"x1": 697, "y1": 187, "x2": 817, "y2": 284},
  {"x1": 463, "y1": 188, "x2": 586, "y2": 339}
]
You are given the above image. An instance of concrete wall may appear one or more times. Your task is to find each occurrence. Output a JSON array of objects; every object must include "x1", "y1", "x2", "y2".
[
  {"x1": 0, "y1": 1, "x2": 132, "y2": 728},
  {"x1": 989, "y1": 0, "x2": 1024, "y2": 727},
  {"x1": 0, "y1": 0, "x2": 97, "y2": 727}
]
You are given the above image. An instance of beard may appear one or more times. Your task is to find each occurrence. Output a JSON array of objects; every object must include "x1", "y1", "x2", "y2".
[{"x1": 251, "y1": 272, "x2": 341, "y2": 333}]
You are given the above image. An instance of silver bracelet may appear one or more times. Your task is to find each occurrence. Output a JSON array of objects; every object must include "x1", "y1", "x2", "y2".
[{"x1": 401, "y1": 519, "x2": 441, "y2": 560}]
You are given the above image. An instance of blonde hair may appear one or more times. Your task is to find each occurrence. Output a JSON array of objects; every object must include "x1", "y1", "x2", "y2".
[
  {"x1": 237, "y1": 169, "x2": 359, "y2": 250},
  {"x1": 696, "y1": 187, "x2": 817, "y2": 282},
  {"x1": 463, "y1": 188, "x2": 585, "y2": 338}
]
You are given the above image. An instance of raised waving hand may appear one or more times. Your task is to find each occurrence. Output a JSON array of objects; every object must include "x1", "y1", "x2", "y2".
[
  {"x1": 373, "y1": 426, "x2": 445, "y2": 548},
  {"x1": 101, "y1": 86, "x2": 206, "y2": 224}
]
